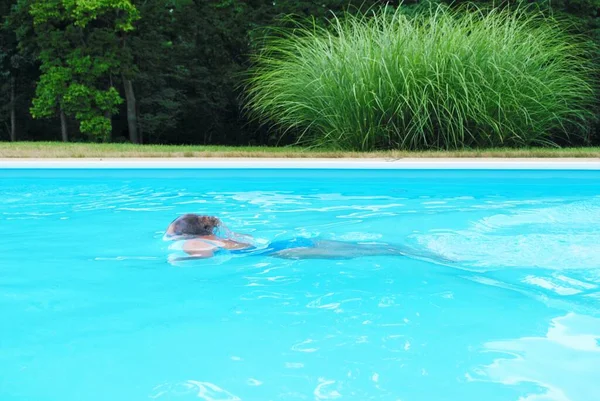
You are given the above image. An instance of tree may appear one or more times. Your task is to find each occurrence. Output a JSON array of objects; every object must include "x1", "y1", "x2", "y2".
[
  {"x1": 120, "y1": 0, "x2": 192, "y2": 144},
  {"x1": 27, "y1": 0, "x2": 139, "y2": 141},
  {"x1": 1, "y1": 0, "x2": 22, "y2": 141}
]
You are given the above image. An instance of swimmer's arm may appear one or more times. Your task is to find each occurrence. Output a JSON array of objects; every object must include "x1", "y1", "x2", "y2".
[{"x1": 182, "y1": 239, "x2": 216, "y2": 259}]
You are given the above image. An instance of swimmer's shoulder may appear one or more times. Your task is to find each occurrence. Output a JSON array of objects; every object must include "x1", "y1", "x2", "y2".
[{"x1": 182, "y1": 238, "x2": 219, "y2": 257}]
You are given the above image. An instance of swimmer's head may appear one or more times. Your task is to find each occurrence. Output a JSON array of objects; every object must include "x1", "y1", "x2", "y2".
[{"x1": 167, "y1": 214, "x2": 221, "y2": 237}]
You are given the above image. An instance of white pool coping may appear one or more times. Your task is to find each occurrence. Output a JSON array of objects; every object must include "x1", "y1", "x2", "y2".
[{"x1": 1, "y1": 158, "x2": 600, "y2": 169}]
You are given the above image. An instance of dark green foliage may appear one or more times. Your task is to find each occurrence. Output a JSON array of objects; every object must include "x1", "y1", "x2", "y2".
[
  {"x1": 0, "y1": 0, "x2": 599, "y2": 145},
  {"x1": 5, "y1": 0, "x2": 139, "y2": 141}
]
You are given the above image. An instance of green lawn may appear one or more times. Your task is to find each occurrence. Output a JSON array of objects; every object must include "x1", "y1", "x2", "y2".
[{"x1": 1, "y1": 142, "x2": 600, "y2": 158}]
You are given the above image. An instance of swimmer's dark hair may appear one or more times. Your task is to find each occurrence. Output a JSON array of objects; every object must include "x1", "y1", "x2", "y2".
[{"x1": 170, "y1": 214, "x2": 221, "y2": 236}]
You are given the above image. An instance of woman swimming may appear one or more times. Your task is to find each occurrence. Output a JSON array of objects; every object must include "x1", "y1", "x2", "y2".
[
  {"x1": 164, "y1": 214, "x2": 255, "y2": 258},
  {"x1": 164, "y1": 213, "x2": 446, "y2": 262}
]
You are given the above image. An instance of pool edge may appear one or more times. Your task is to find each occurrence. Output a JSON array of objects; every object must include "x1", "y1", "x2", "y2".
[{"x1": 1, "y1": 157, "x2": 600, "y2": 170}]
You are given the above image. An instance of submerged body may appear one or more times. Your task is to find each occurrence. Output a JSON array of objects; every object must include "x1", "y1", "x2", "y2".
[
  {"x1": 164, "y1": 213, "x2": 445, "y2": 261},
  {"x1": 178, "y1": 236, "x2": 407, "y2": 260}
]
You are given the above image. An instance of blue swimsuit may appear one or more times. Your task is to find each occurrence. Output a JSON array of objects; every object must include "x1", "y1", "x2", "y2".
[{"x1": 226, "y1": 237, "x2": 316, "y2": 256}]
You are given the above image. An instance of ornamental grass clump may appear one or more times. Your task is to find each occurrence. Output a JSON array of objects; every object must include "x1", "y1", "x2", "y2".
[{"x1": 244, "y1": 5, "x2": 597, "y2": 150}]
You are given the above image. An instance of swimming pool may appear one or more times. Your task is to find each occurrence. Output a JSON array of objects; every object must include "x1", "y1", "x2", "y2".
[{"x1": 1, "y1": 167, "x2": 599, "y2": 401}]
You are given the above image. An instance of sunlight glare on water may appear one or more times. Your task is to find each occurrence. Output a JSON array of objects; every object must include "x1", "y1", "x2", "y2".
[{"x1": 0, "y1": 169, "x2": 599, "y2": 401}]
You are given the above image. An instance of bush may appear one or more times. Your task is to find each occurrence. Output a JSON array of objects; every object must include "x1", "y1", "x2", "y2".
[{"x1": 244, "y1": 5, "x2": 598, "y2": 150}]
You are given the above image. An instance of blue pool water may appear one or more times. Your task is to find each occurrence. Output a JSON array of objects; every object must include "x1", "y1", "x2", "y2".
[{"x1": 1, "y1": 168, "x2": 599, "y2": 401}]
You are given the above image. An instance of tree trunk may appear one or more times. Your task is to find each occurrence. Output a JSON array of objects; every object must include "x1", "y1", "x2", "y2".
[
  {"x1": 60, "y1": 108, "x2": 68, "y2": 142},
  {"x1": 9, "y1": 75, "x2": 16, "y2": 142},
  {"x1": 136, "y1": 100, "x2": 143, "y2": 144},
  {"x1": 122, "y1": 75, "x2": 139, "y2": 144}
]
